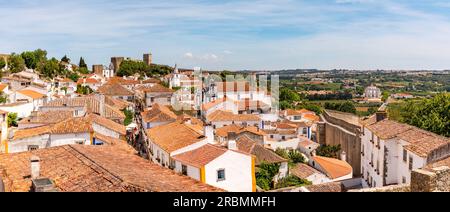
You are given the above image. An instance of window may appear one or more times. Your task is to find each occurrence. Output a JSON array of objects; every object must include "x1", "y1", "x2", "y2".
[
  {"x1": 75, "y1": 140, "x2": 84, "y2": 145},
  {"x1": 28, "y1": 145, "x2": 39, "y2": 151},
  {"x1": 403, "y1": 149, "x2": 407, "y2": 162},
  {"x1": 282, "y1": 136, "x2": 286, "y2": 140},
  {"x1": 402, "y1": 177, "x2": 407, "y2": 184},
  {"x1": 270, "y1": 135, "x2": 274, "y2": 139},
  {"x1": 217, "y1": 169, "x2": 226, "y2": 181},
  {"x1": 409, "y1": 156, "x2": 413, "y2": 171},
  {"x1": 182, "y1": 165, "x2": 188, "y2": 175}
]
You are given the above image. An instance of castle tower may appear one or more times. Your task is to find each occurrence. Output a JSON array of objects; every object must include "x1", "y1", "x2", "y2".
[
  {"x1": 92, "y1": 65, "x2": 104, "y2": 76},
  {"x1": 111, "y1": 57, "x2": 125, "y2": 75},
  {"x1": 143, "y1": 53, "x2": 152, "y2": 66}
]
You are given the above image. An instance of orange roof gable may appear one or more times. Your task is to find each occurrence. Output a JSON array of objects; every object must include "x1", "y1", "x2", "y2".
[
  {"x1": 0, "y1": 83, "x2": 8, "y2": 91},
  {"x1": 313, "y1": 156, "x2": 352, "y2": 179},
  {"x1": 17, "y1": 89, "x2": 46, "y2": 99},
  {"x1": 172, "y1": 144, "x2": 228, "y2": 168}
]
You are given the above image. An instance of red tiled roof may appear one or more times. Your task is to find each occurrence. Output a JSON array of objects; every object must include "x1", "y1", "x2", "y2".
[
  {"x1": 312, "y1": 156, "x2": 352, "y2": 179},
  {"x1": 147, "y1": 121, "x2": 205, "y2": 153},
  {"x1": 236, "y1": 135, "x2": 287, "y2": 165},
  {"x1": 141, "y1": 104, "x2": 178, "y2": 123},
  {"x1": 17, "y1": 89, "x2": 46, "y2": 99},
  {"x1": 77, "y1": 78, "x2": 100, "y2": 85},
  {"x1": 172, "y1": 144, "x2": 227, "y2": 168},
  {"x1": 0, "y1": 145, "x2": 223, "y2": 192},
  {"x1": 97, "y1": 83, "x2": 134, "y2": 96},
  {"x1": 207, "y1": 110, "x2": 260, "y2": 122},
  {"x1": 291, "y1": 163, "x2": 321, "y2": 179},
  {"x1": 215, "y1": 124, "x2": 266, "y2": 137}
]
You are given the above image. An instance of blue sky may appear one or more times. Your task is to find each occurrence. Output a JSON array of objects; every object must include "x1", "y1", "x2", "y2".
[{"x1": 1, "y1": 0, "x2": 450, "y2": 70}]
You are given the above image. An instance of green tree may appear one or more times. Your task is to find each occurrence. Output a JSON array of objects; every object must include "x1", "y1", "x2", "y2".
[
  {"x1": 7, "y1": 113, "x2": 18, "y2": 127},
  {"x1": 7, "y1": 53, "x2": 26, "y2": 73},
  {"x1": 274, "y1": 175, "x2": 312, "y2": 189},
  {"x1": 280, "y1": 88, "x2": 301, "y2": 103},
  {"x1": 256, "y1": 163, "x2": 281, "y2": 191},
  {"x1": 297, "y1": 103, "x2": 322, "y2": 115},
  {"x1": 68, "y1": 72, "x2": 80, "y2": 82},
  {"x1": 288, "y1": 150, "x2": 306, "y2": 164},
  {"x1": 402, "y1": 93, "x2": 450, "y2": 137},
  {"x1": 21, "y1": 51, "x2": 37, "y2": 69},
  {"x1": 20, "y1": 49, "x2": 47, "y2": 69},
  {"x1": 61, "y1": 55, "x2": 71, "y2": 63},
  {"x1": 37, "y1": 57, "x2": 61, "y2": 79},
  {"x1": 124, "y1": 109, "x2": 134, "y2": 126},
  {"x1": 79, "y1": 57, "x2": 88, "y2": 69},
  {"x1": 0, "y1": 58, "x2": 6, "y2": 70},
  {"x1": 117, "y1": 60, "x2": 148, "y2": 77},
  {"x1": 316, "y1": 144, "x2": 342, "y2": 159},
  {"x1": 275, "y1": 148, "x2": 289, "y2": 159},
  {"x1": 76, "y1": 85, "x2": 93, "y2": 95},
  {"x1": 0, "y1": 91, "x2": 7, "y2": 104},
  {"x1": 77, "y1": 67, "x2": 90, "y2": 74}
]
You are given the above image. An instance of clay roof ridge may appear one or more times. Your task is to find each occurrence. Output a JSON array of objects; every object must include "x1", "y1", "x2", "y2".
[{"x1": 63, "y1": 145, "x2": 126, "y2": 185}]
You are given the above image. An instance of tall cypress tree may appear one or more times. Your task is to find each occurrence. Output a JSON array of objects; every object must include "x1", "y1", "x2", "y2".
[{"x1": 79, "y1": 57, "x2": 87, "y2": 69}]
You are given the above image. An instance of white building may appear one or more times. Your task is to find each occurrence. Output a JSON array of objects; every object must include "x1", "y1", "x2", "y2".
[
  {"x1": 201, "y1": 97, "x2": 239, "y2": 118},
  {"x1": 290, "y1": 163, "x2": 331, "y2": 185},
  {"x1": 141, "y1": 104, "x2": 178, "y2": 129},
  {"x1": 364, "y1": 85, "x2": 382, "y2": 100},
  {"x1": 206, "y1": 110, "x2": 262, "y2": 129},
  {"x1": 173, "y1": 144, "x2": 255, "y2": 192},
  {"x1": 361, "y1": 119, "x2": 450, "y2": 188},
  {"x1": 12, "y1": 89, "x2": 47, "y2": 111},
  {"x1": 5, "y1": 113, "x2": 126, "y2": 153},
  {"x1": 310, "y1": 155, "x2": 353, "y2": 182},
  {"x1": 146, "y1": 120, "x2": 212, "y2": 168}
]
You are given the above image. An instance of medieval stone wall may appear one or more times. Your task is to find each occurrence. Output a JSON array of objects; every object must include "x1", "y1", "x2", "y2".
[{"x1": 318, "y1": 111, "x2": 362, "y2": 176}]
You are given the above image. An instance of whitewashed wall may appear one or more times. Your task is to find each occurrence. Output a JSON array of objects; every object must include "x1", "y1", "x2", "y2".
[{"x1": 204, "y1": 151, "x2": 254, "y2": 192}]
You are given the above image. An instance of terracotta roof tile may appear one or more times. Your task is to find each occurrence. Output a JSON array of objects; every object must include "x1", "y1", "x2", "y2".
[
  {"x1": 290, "y1": 163, "x2": 321, "y2": 179},
  {"x1": 43, "y1": 96, "x2": 125, "y2": 121},
  {"x1": 172, "y1": 144, "x2": 227, "y2": 168},
  {"x1": 141, "y1": 104, "x2": 178, "y2": 123},
  {"x1": 237, "y1": 99, "x2": 270, "y2": 111},
  {"x1": 17, "y1": 89, "x2": 46, "y2": 99},
  {"x1": 19, "y1": 110, "x2": 74, "y2": 125},
  {"x1": 304, "y1": 182, "x2": 345, "y2": 192},
  {"x1": 207, "y1": 110, "x2": 260, "y2": 122},
  {"x1": 136, "y1": 84, "x2": 174, "y2": 93},
  {"x1": 397, "y1": 128, "x2": 450, "y2": 158},
  {"x1": 13, "y1": 126, "x2": 51, "y2": 140},
  {"x1": 77, "y1": 78, "x2": 100, "y2": 85},
  {"x1": 236, "y1": 135, "x2": 287, "y2": 165},
  {"x1": 147, "y1": 121, "x2": 205, "y2": 153},
  {"x1": 0, "y1": 145, "x2": 223, "y2": 192},
  {"x1": 366, "y1": 120, "x2": 413, "y2": 140},
  {"x1": 51, "y1": 114, "x2": 126, "y2": 135},
  {"x1": 97, "y1": 83, "x2": 134, "y2": 96},
  {"x1": 215, "y1": 124, "x2": 266, "y2": 137},
  {"x1": 366, "y1": 120, "x2": 450, "y2": 157},
  {"x1": 202, "y1": 97, "x2": 231, "y2": 111},
  {"x1": 0, "y1": 83, "x2": 8, "y2": 91},
  {"x1": 312, "y1": 156, "x2": 352, "y2": 179}
]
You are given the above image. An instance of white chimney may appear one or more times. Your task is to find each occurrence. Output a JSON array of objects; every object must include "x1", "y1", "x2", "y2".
[
  {"x1": 204, "y1": 124, "x2": 214, "y2": 144},
  {"x1": 98, "y1": 94, "x2": 106, "y2": 117},
  {"x1": 227, "y1": 132, "x2": 237, "y2": 150},
  {"x1": 30, "y1": 156, "x2": 40, "y2": 179},
  {"x1": 341, "y1": 151, "x2": 347, "y2": 162}
]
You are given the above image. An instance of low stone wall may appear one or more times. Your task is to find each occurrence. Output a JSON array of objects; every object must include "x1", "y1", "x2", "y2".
[
  {"x1": 411, "y1": 166, "x2": 450, "y2": 192},
  {"x1": 348, "y1": 184, "x2": 410, "y2": 192}
]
